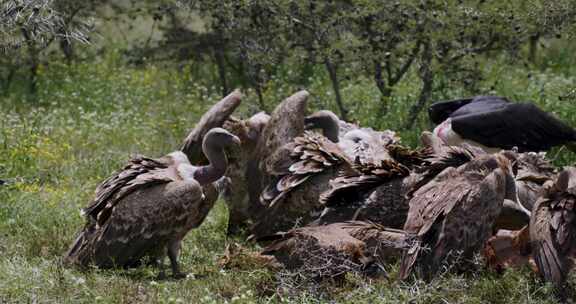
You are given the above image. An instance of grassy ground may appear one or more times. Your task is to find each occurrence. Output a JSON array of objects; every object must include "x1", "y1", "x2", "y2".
[{"x1": 1, "y1": 50, "x2": 575, "y2": 303}]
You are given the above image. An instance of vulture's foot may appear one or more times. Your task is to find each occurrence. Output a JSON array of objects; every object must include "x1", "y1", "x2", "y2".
[
  {"x1": 172, "y1": 271, "x2": 188, "y2": 280},
  {"x1": 156, "y1": 270, "x2": 168, "y2": 281},
  {"x1": 168, "y1": 240, "x2": 186, "y2": 279}
]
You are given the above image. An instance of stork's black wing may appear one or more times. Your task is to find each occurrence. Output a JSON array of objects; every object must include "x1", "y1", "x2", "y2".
[
  {"x1": 450, "y1": 96, "x2": 510, "y2": 118},
  {"x1": 452, "y1": 103, "x2": 576, "y2": 152},
  {"x1": 428, "y1": 97, "x2": 474, "y2": 124},
  {"x1": 428, "y1": 96, "x2": 510, "y2": 124}
]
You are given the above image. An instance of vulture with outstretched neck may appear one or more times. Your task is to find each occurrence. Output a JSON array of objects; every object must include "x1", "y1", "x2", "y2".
[
  {"x1": 530, "y1": 167, "x2": 576, "y2": 293},
  {"x1": 64, "y1": 91, "x2": 243, "y2": 278},
  {"x1": 399, "y1": 150, "x2": 518, "y2": 281},
  {"x1": 492, "y1": 152, "x2": 557, "y2": 231},
  {"x1": 429, "y1": 96, "x2": 576, "y2": 153}
]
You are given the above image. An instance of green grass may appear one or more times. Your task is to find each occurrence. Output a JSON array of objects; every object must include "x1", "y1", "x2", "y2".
[{"x1": 1, "y1": 50, "x2": 575, "y2": 303}]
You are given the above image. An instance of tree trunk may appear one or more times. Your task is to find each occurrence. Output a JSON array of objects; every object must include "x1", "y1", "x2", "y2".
[
  {"x1": 22, "y1": 29, "x2": 39, "y2": 98},
  {"x1": 373, "y1": 60, "x2": 393, "y2": 116},
  {"x1": 213, "y1": 47, "x2": 229, "y2": 97},
  {"x1": 528, "y1": 34, "x2": 539, "y2": 64},
  {"x1": 254, "y1": 82, "x2": 266, "y2": 111},
  {"x1": 297, "y1": 62, "x2": 315, "y2": 86},
  {"x1": 60, "y1": 38, "x2": 74, "y2": 64},
  {"x1": 324, "y1": 57, "x2": 348, "y2": 121},
  {"x1": 404, "y1": 41, "x2": 433, "y2": 130},
  {"x1": 0, "y1": 67, "x2": 16, "y2": 96}
]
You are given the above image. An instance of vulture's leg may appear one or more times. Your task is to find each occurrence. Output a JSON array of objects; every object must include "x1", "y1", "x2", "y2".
[
  {"x1": 152, "y1": 254, "x2": 169, "y2": 280},
  {"x1": 168, "y1": 240, "x2": 186, "y2": 279}
]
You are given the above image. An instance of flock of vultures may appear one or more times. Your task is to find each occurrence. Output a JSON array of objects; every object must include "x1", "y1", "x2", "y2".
[{"x1": 62, "y1": 90, "x2": 576, "y2": 298}]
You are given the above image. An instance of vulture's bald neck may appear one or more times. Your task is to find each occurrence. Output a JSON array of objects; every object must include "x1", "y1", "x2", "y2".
[
  {"x1": 322, "y1": 121, "x2": 340, "y2": 143},
  {"x1": 193, "y1": 138, "x2": 229, "y2": 186},
  {"x1": 314, "y1": 115, "x2": 340, "y2": 143}
]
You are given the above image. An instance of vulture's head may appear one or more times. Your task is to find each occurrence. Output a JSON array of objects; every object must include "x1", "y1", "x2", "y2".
[
  {"x1": 246, "y1": 111, "x2": 270, "y2": 142},
  {"x1": 203, "y1": 128, "x2": 241, "y2": 151},
  {"x1": 498, "y1": 150, "x2": 519, "y2": 176},
  {"x1": 550, "y1": 167, "x2": 576, "y2": 194},
  {"x1": 304, "y1": 110, "x2": 340, "y2": 142},
  {"x1": 495, "y1": 151, "x2": 520, "y2": 202},
  {"x1": 465, "y1": 151, "x2": 518, "y2": 202}
]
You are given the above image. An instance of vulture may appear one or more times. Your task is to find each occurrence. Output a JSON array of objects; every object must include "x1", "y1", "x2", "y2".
[
  {"x1": 515, "y1": 152, "x2": 557, "y2": 212},
  {"x1": 64, "y1": 91, "x2": 243, "y2": 278},
  {"x1": 399, "y1": 150, "x2": 518, "y2": 281},
  {"x1": 246, "y1": 91, "x2": 310, "y2": 223},
  {"x1": 530, "y1": 167, "x2": 576, "y2": 292},
  {"x1": 315, "y1": 146, "x2": 427, "y2": 228},
  {"x1": 429, "y1": 96, "x2": 576, "y2": 153},
  {"x1": 221, "y1": 112, "x2": 271, "y2": 235},
  {"x1": 494, "y1": 152, "x2": 557, "y2": 231},
  {"x1": 415, "y1": 132, "x2": 533, "y2": 232},
  {"x1": 259, "y1": 221, "x2": 414, "y2": 280},
  {"x1": 247, "y1": 92, "x2": 401, "y2": 238},
  {"x1": 251, "y1": 124, "x2": 356, "y2": 237},
  {"x1": 315, "y1": 132, "x2": 484, "y2": 229}
]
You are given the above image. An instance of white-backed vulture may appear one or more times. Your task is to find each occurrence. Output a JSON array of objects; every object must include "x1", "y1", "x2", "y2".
[
  {"x1": 530, "y1": 167, "x2": 576, "y2": 291},
  {"x1": 251, "y1": 126, "x2": 355, "y2": 238},
  {"x1": 399, "y1": 151, "x2": 518, "y2": 281},
  {"x1": 64, "y1": 90, "x2": 243, "y2": 278},
  {"x1": 246, "y1": 91, "x2": 310, "y2": 220},
  {"x1": 64, "y1": 128, "x2": 240, "y2": 278}
]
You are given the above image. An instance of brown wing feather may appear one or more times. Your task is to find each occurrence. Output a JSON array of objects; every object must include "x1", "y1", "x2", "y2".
[
  {"x1": 261, "y1": 131, "x2": 352, "y2": 207},
  {"x1": 83, "y1": 156, "x2": 175, "y2": 225},
  {"x1": 320, "y1": 159, "x2": 409, "y2": 208}
]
